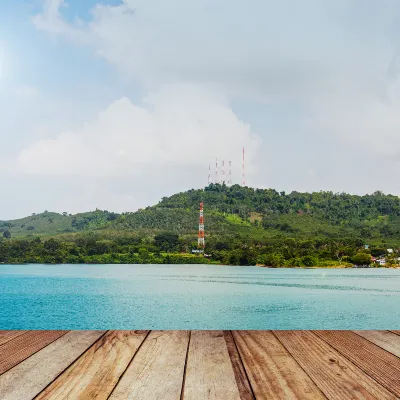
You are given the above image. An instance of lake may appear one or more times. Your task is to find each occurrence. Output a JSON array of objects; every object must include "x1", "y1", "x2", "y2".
[{"x1": 0, "y1": 264, "x2": 399, "y2": 330}]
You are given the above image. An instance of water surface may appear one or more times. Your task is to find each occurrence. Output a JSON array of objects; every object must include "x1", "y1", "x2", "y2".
[{"x1": 0, "y1": 264, "x2": 399, "y2": 329}]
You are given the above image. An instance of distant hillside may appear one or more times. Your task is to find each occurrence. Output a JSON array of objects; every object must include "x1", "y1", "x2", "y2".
[
  {"x1": 108, "y1": 184, "x2": 400, "y2": 244},
  {"x1": 0, "y1": 210, "x2": 119, "y2": 238},
  {"x1": 3, "y1": 184, "x2": 400, "y2": 266},
  {"x1": 3, "y1": 184, "x2": 400, "y2": 245}
]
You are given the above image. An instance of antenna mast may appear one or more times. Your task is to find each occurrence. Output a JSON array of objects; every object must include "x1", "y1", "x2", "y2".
[
  {"x1": 215, "y1": 158, "x2": 219, "y2": 184},
  {"x1": 228, "y1": 161, "x2": 232, "y2": 185},
  {"x1": 198, "y1": 202, "x2": 205, "y2": 249},
  {"x1": 208, "y1": 165, "x2": 211, "y2": 185}
]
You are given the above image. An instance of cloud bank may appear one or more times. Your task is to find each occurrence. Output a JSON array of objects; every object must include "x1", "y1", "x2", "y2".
[{"x1": 3, "y1": 0, "x2": 400, "y2": 218}]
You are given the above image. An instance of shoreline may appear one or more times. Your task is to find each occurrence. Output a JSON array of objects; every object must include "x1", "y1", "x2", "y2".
[{"x1": 1, "y1": 262, "x2": 400, "y2": 269}]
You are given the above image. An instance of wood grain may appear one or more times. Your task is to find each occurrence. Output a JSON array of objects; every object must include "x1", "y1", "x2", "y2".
[
  {"x1": 275, "y1": 330, "x2": 396, "y2": 400},
  {"x1": 109, "y1": 330, "x2": 189, "y2": 400},
  {"x1": 314, "y1": 330, "x2": 400, "y2": 398},
  {"x1": 223, "y1": 331, "x2": 254, "y2": 400},
  {"x1": 183, "y1": 331, "x2": 242, "y2": 400},
  {"x1": 36, "y1": 330, "x2": 148, "y2": 400},
  {"x1": 354, "y1": 331, "x2": 400, "y2": 357},
  {"x1": 0, "y1": 331, "x2": 29, "y2": 347},
  {"x1": 0, "y1": 330, "x2": 68, "y2": 375},
  {"x1": 233, "y1": 330, "x2": 325, "y2": 399},
  {"x1": 0, "y1": 331, "x2": 105, "y2": 400}
]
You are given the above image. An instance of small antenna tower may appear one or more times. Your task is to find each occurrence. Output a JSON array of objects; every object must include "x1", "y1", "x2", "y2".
[
  {"x1": 221, "y1": 160, "x2": 225, "y2": 184},
  {"x1": 242, "y1": 146, "x2": 246, "y2": 186},
  {"x1": 198, "y1": 202, "x2": 205, "y2": 249},
  {"x1": 228, "y1": 161, "x2": 232, "y2": 185},
  {"x1": 215, "y1": 158, "x2": 219, "y2": 184},
  {"x1": 208, "y1": 165, "x2": 211, "y2": 185}
]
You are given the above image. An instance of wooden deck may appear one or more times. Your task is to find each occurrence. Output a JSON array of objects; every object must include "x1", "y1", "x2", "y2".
[{"x1": 0, "y1": 331, "x2": 399, "y2": 399}]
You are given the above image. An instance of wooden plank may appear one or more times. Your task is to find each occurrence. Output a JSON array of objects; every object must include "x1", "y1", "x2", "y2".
[
  {"x1": 314, "y1": 330, "x2": 400, "y2": 398},
  {"x1": 233, "y1": 331, "x2": 325, "y2": 400},
  {"x1": 183, "y1": 331, "x2": 242, "y2": 400},
  {"x1": 36, "y1": 330, "x2": 148, "y2": 400},
  {"x1": 0, "y1": 331, "x2": 105, "y2": 400},
  {"x1": 0, "y1": 330, "x2": 68, "y2": 375},
  {"x1": 275, "y1": 331, "x2": 397, "y2": 400},
  {"x1": 223, "y1": 331, "x2": 254, "y2": 400},
  {"x1": 109, "y1": 330, "x2": 189, "y2": 400},
  {"x1": 0, "y1": 331, "x2": 29, "y2": 347},
  {"x1": 354, "y1": 331, "x2": 400, "y2": 357}
]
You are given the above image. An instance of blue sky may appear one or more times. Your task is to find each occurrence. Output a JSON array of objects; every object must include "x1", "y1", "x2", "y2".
[{"x1": 1, "y1": 0, "x2": 400, "y2": 219}]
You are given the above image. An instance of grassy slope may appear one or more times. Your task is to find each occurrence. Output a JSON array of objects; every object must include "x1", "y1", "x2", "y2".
[{"x1": 0, "y1": 210, "x2": 117, "y2": 238}]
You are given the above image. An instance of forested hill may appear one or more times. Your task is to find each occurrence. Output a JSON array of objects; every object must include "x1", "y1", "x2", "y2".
[
  {"x1": 2, "y1": 184, "x2": 400, "y2": 243},
  {"x1": 0, "y1": 210, "x2": 119, "y2": 238},
  {"x1": 111, "y1": 184, "x2": 400, "y2": 243},
  {"x1": 158, "y1": 184, "x2": 400, "y2": 223},
  {"x1": 2, "y1": 184, "x2": 400, "y2": 266}
]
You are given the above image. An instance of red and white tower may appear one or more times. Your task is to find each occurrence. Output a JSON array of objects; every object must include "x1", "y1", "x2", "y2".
[
  {"x1": 242, "y1": 146, "x2": 246, "y2": 186},
  {"x1": 198, "y1": 202, "x2": 205, "y2": 249}
]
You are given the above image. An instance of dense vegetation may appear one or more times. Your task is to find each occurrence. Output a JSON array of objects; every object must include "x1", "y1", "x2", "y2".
[{"x1": 1, "y1": 184, "x2": 400, "y2": 267}]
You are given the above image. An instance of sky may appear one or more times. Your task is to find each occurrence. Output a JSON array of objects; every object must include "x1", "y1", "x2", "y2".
[{"x1": 2, "y1": 0, "x2": 400, "y2": 219}]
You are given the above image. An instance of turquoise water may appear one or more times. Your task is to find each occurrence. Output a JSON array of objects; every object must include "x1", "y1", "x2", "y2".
[{"x1": 0, "y1": 264, "x2": 399, "y2": 329}]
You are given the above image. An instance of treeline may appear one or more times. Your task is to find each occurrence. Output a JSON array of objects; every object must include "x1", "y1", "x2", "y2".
[
  {"x1": 158, "y1": 185, "x2": 400, "y2": 232},
  {"x1": 0, "y1": 233, "x2": 210, "y2": 265},
  {"x1": 0, "y1": 232, "x2": 394, "y2": 267}
]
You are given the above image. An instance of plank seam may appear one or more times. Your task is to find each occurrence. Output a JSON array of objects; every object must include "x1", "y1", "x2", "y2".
[
  {"x1": 0, "y1": 331, "x2": 31, "y2": 348},
  {"x1": 313, "y1": 331, "x2": 400, "y2": 399},
  {"x1": 272, "y1": 331, "x2": 329, "y2": 400},
  {"x1": 229, "y1": 331, "x2": 256, "y2": 400},
  {"x1": 32, "y1": 330, "x2": 109, "y2": 400},
  {"x1": 389, "y1": 331, "x2": 400, "y2": 337},
  {"x1": 105, "y1": 330, "x2": 152, "y2": 400},
  {"x1": 180, "y1": 330, "x2": 191, "y2": 400},
  {"x1": 0, "y1": 331, "x2": 70, "y2": 377},
  {"x1": 352, "y1": 330, "x2": 400, "y2": 359}
]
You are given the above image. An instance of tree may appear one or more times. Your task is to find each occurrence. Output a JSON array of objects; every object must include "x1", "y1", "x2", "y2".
[
  {"x1": 301, "y1": 255, "x2": 317, "y2": 267},
  {"x1": 3, "y1": 230, "x2": 11, "y2": 239},
  {"x1": 351, "y1": 252, "x2": 372, "y2": 265},
  {"x1": 62, "y1": 212, "x2": 68, "y2": 216},
  {"x1": 154, "y1": 232, "x2": 180, "y2": 252},
  {"x1": 44, "y1": 238, "x2": 61, "y2": 253}
]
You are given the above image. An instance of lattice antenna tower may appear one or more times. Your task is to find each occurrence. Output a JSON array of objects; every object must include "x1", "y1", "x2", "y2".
[
  {"x1": 198, "y1": 202, "x2": 205, "y2": 249},
  {"x1": 208, "y1": 165, "x2": 211, "y2": 185},
  {"x1": 228, "y1": 161, "x2": 232, "y2": 185},
  {"x1": 215, "y1": 158, "x2": 219, "y2": 184},
  {"x1": 221, "y1": 160, "x2": 225, "y2": 184}
]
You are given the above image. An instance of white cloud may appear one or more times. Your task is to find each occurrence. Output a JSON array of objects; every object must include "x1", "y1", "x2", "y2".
[
  {"x1": 17, "y1": 84, "x2": 261, "y2": 180},
  {"x1": 34, "y1": 0, "x2": 392, "y2": 99},
  {"x1": 31, "y1": 0, "x2": 400, "y2": 147}
]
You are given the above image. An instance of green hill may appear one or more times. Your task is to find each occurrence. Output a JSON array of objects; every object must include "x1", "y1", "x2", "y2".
[
  {"x1": 109, "y1": 184, "x2": 400, "y2": 244},
  {"x1": 0, "y1": 210, "x2": 119, "y2": 238},
  {"x1": 2, "y1": 184, "x2": 400, "y2": 266}
]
